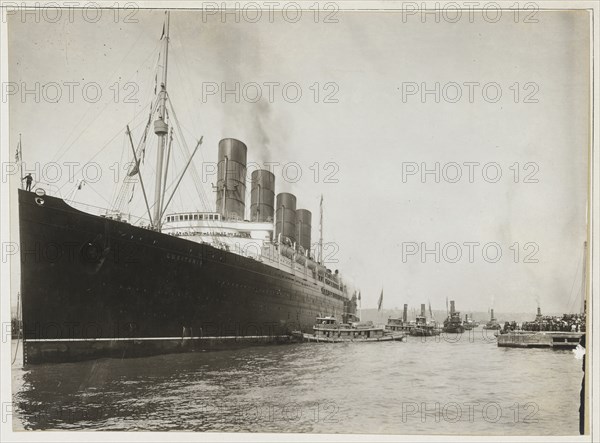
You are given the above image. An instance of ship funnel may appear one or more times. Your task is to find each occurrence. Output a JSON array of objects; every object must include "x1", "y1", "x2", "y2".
[
  {"x1": 490, "y1": 309, "x2": 495, "y2": 320},
  {"x1": 420, "y1": 304, "x2": 426, "y2": 317},
  {"x1": 537, "y1": 307, "x2": 541, "y2": 316},
  {"x1": 295, "y1": 209, "x2": 312, "y2": 251},
  {"x1": 216, "y1": 138, "x2": 247, "y2": 221},
  {"x1": 403, "y1": 304, "x2": 408, "y2": 323},
  {"x1": 250, "y1": 170, "x2": 275, "y2": 223},
  {"x1": 275, "y1": 193, "x2": 297, "y2": 243},
  {"x1": 450, "y1": 300, "x2": 455, "y2": 315}
]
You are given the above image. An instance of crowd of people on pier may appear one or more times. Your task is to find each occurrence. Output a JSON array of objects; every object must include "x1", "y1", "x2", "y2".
[{"x1": 503, "y1": 313, "x2": 586, "y2": 333}]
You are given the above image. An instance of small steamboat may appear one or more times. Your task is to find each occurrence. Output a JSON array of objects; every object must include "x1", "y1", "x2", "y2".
[
  {"x1": 483, "y1": 309, "x2": 501, "y2": 330},
  {"x1": 301, "y1": 317, "x2": 406, "y2": 343},
  {"x1": 442, "y1": 300, "x2": 465, "y2": 333}
]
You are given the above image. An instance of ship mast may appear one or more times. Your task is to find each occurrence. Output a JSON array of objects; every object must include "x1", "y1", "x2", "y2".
[
  {"x1": 152, "y1": 11, "x2": 171, "y2": 230},
  {"x1": 318, "y1": 194, "x2": 323, "y2": 263},
  {"x1": 581, "y1": 241, "x2": 587, "y2": 314}
]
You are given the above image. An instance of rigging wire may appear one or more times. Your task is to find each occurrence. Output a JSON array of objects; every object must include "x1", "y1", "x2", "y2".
[
  {"x1": 167, "y1": 25, "x2": 220, "y2": 215},
  {"x1": 168, "y1": 111, "x2": 221, "y2": 240},
  {"x1": 56, "y1": 108, "x2": 149, "y2": 195},
  {"x1": 112, "y1": 99, "x2": 161, "y2": 214},
  {"x1": 170, "y1": 32, "x2": 205, "y2": 144},
  {"x1": 81, "y1": 179, "x2": 115, "y2": 208},
  {"x1": 171, "y1": 24, "x2": 224, "y2": 225},
  {"x1": 108, "y1": 131, "x2": 129, "y2": 207},
  {"x1": 166, "y1": 94, "x2": 212, "y2": 211},
  {"x1": 168, "y1": 39, "x2": 213, "y2": 174},
  {"x1": 57, "y1": 20, "x2": 219, "y2": 233},
  {"x1": 111, "y1": 52, "x2": 162, "y2": 211},
  {"x1": 565, "y1": 249, "x2": 584, "y2": 313},
  {"x1": 51, "y1": 34, "x2": 162, "y2": 165}
]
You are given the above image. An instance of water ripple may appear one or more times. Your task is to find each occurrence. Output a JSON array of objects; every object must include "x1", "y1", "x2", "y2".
[{"x1": 11, "y1": 335, "x2": 582, "y2": 435}]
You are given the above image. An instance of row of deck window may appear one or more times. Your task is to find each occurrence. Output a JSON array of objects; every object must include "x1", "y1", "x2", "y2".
[{"x1": 166, "y1": 213, "x2": 220, "y2": 223}]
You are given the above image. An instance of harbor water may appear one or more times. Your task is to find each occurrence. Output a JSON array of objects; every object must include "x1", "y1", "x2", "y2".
[{"x1": 11, "y1": 329, "x2": 583, "y2": 435}]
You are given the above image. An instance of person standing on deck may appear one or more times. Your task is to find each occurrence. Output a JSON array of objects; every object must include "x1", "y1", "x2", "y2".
[{"x1": 22, "y1": 173, "x2": 33, "y2": 191}]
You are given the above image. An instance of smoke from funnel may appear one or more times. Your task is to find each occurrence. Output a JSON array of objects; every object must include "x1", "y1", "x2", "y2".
[{"x1": 253, "y1": 99, "x2": 272, "y2": 163}]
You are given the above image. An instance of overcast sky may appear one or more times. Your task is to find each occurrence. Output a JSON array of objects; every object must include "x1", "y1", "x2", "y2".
[{"x1": 8, "y1": 8, "x2": 590, "y2": 314}]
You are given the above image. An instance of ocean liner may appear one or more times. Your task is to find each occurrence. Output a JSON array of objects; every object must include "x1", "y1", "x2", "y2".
[{"x1": 17, "y1": 12, "x2": 357, "y2": 364}]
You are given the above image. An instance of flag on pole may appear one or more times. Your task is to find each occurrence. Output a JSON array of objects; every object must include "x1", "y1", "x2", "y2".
[
  {"x1": 16, "y1": 135, "x2": 23, "y2": 189},
  {"x1": 15, "y1": 136, "x2": 22, "y2": 162},
  {"x1": 377, "y1": 289, "x2": 384, "y2": 311}
]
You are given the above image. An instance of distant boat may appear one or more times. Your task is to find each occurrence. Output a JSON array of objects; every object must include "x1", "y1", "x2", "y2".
[
  {"x1": 385, "y1": 303, "x2": 413, "y2": 333},
  {"x1": 409, "y1": 314, "x2": 441, "y2": 337},
  {"x1": 410, "y1": 303, "x2": 441, "y2": 336},
  {"x1": 301, "y1": 316, "x2": 406, "y2": 343},
  {"x1": 483, "y1": 309, "x2": 501, "y2": 330},
  {"x1": 463, "y1": 314, "x2": 476, "y2": 330},
  {"x1": 442, "y1": 300, "x2": 465, "y2": 333},
  {"x1": 385, "y1": 303, "x2": 440, "y2": 336}
]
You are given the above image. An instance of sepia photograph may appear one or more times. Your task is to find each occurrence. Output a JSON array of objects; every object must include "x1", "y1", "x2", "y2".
[{"x1": 0, "y1": 1, "x2": 598, "y2": 441}]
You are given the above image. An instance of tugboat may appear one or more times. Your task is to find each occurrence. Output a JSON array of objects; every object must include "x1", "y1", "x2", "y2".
[
  {"x1": 410, "y1": 304, "x2": 441, "y2": 337},
  {"x1": 386, "y1": 304, "x2": 414, "y2": 334},
  {"x1": 442, "y1": 300, "x2": 465, "y2": 333},
  {"x1": 463, "y1": 314, "x2": 476, "y2": 330},
  {"x1": 483, "y1": 309, "x2": 501, "y2": 330},
  {"x1": 302, "y1": 316, "x2": 407, "y2": 343}
]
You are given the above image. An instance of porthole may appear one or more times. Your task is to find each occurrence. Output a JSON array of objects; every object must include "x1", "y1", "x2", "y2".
[{"x1": 35, "y1": 197, "x2": 45, "y2": 206}]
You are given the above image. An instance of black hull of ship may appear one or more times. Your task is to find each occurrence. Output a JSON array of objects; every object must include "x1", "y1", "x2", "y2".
[{"x1": 18, "y1": 190, "x2": 349, "y2": 364}]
